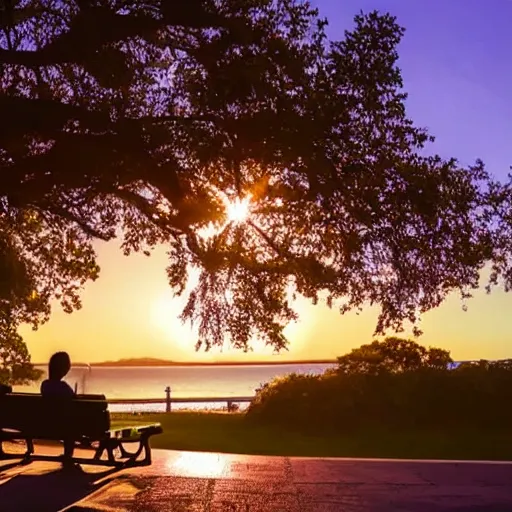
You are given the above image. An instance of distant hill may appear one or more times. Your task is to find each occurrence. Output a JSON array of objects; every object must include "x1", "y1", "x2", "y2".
[
  {"x1": 87, "y1": 357, "x2": 337, "y2": 367},
  {"x1": 92, "y1": 358, "x2": 176, "y2": 367}
]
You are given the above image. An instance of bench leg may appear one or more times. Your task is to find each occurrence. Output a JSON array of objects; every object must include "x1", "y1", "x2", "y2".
[
  {"x1": 25, "y1": 438, "x2": 34, "y2": 456},
  {"x1": 21, "y1": 438, "x2": 34, "y2": 463},
  {"x1": 141, "y1": 434, "x2": 152, "y2": 465},
  {"x1": 94, "y1": 440, "x2": 107, "y2": 461},
  {"x1": 117, "y1": 441, "x2": 143, "y2": 463},
  {"x1": 117, "y1": 442, "x2": 130, "y2": 460},
  {"x1": 117, "y1": 433, "x2": 152, "y2": 466},
  {"x1": 91, "y1": 434, "x2": 155, "y2": 467},
  {"x1": 93, "y1": 439, "x2": 126, "y2": 465},
  {"x1": 107, "y1": 440, "x2": 117, "y2": 464}
]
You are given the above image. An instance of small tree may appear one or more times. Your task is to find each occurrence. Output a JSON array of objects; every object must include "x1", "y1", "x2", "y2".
[
  {"x1": 0, "y1": 324, "x2": 42, "y2": 386},
  {"x1": 336, "y1": 337, "x2": 453, "y2": 375}
]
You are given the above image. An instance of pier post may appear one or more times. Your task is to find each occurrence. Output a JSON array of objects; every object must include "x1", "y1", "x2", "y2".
[{"x1": 165, "y1": 386, "x2": 171, "y2": 413}]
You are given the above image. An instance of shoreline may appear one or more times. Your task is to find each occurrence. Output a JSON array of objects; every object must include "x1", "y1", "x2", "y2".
[{"x1": 33, "y1": 359, "x2": 337, "y2": 368}]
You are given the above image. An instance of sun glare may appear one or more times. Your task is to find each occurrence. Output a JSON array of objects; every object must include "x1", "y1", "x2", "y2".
[
  {"x1": 224, "y1": 195, "x2": 252, "y2": 224},
  {"x1": 170, "y1": 452, "x2": 229, "y2": 478},
  {"x1": 149, "y1": 290, "x2": 199, "y2": 352},
  {"x1": 196, "y1": 190, "x2": 254, "y2": 240}
]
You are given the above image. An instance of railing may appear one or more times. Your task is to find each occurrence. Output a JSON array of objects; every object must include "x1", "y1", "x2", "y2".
[
  {"x1": 106, "y1": 362, "x2": 486, "y2": 412},
  {"x1": 108, "y1": 388, "x2": 254, "y2": 412}
]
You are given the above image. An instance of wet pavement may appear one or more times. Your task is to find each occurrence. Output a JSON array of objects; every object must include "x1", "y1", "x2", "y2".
[{"x1": 1, "y1": 443, "x2": 512, "y2": 511}]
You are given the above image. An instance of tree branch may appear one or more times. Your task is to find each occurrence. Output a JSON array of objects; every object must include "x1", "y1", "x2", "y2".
[
  {"x1": 36, "y1": 204, "x2": 113, "y2": 241},
  {"x1": 0, "y1": 95, "x2": 110, "y2": 140},
  {"x1": 0, "y1": 5, "x2": 45, "y2": 30},
  {"x1": 0, "y1": 4, "x2": 223, "y2": 67},
  {"x1": 114, "y1": 188, "x2": 181, "y2": 236}
]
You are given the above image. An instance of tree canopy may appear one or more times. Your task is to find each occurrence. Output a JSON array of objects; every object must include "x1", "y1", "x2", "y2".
[
  {"x1": 0, "y1": 1, "x2": 509, "y2": 352},
  {"x1": 336, "y1": 337, "x2": 453, "y2": 375}
]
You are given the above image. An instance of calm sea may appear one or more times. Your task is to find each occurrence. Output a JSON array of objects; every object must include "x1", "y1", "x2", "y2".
[{"x1": 14, "y1": 363, "x2": 335, "y2": 412}]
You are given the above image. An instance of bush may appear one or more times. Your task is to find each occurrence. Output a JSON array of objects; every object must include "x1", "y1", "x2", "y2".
[
  {"x1": 246, "y1": 342, "x2": 512, "y2": 434},
  {"x1": 248, "y1": 373, "x2": 322, "y2": 431}
]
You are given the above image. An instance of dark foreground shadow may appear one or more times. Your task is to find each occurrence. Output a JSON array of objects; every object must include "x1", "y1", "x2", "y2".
[{"x1": 0, "y1": 464, "x2": 123, "y2": 512}]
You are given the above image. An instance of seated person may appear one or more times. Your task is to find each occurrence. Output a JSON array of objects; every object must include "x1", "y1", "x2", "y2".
[
  {"x1": 40, "y1": 351, "x2": 76, "y2": 465},
  {"x1": 40, "y1": 351, "x2": 75, "y2": 398}
]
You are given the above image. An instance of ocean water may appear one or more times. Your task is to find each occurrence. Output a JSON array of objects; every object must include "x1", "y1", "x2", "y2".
[{"x1": 14, "y1": 363, "x2": 335, "y2": 412}]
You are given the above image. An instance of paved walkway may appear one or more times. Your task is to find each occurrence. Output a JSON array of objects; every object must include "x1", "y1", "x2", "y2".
[{"x1": 1, "y1": 443, "x2": 512, "y2": 511}]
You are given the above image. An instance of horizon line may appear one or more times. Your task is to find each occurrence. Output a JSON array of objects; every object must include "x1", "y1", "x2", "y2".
[{"x1": 32, "y1": 357, "x2": 339, "y2": 367}]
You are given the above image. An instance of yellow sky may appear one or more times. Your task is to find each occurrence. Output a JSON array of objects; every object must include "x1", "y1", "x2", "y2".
[{"x1": 19, "y1": 239, "x2": 512, "y2": 364}]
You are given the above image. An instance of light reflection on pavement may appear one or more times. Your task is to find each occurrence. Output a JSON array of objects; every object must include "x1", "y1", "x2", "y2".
[
  {"x1": 171, "y1": 451, "x2": 230, "y2": 478},
  {"x1": 1, "y1": 443, "x2": 512, "y2": 511}
]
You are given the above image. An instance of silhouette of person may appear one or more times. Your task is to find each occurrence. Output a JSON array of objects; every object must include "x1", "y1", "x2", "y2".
[
  {"x1": 40, "y1": 351, "x2": 76, "y2": 465},
  {"x1": 40, "y1": 351, "x2": 75, "y2": 398}
]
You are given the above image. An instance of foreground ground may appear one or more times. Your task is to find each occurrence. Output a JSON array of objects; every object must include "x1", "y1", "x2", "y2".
[
  {"x1": 112, "y1": 412, "x2": 512, "y2": 461},
  {"x1": 1, "y1": 442, "x2": 512, "y2": 511}
]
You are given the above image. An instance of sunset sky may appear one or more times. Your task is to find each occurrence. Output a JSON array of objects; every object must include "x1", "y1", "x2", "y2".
[{"x1": 21, "y1": 0, "x2": 512, "y2": 364}]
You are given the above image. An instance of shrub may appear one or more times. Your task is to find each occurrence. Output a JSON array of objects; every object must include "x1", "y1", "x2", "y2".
[{"x1": 246, "y1": 340, "x2": 512, "y2": 433}]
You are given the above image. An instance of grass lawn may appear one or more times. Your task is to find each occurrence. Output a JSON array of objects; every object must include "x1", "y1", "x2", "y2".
[{"x1": 112, "y1": 412, "x2": 512, "y2": 461}]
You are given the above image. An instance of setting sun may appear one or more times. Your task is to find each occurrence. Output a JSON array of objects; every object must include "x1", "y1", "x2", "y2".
[{"x1": 224, "y1": 195, "x2": 252, "y2": 224}]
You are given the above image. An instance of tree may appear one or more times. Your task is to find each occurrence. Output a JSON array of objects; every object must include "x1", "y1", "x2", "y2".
[
  {"x1": 336, "y1": 337, "x2": 453, "y2": 375},
  {"x1": 0, "y1": 324, "x2": 42, "y2": 385},
  {"x1": 0, "y1": 1, "x2": 500, "y2": 352}
]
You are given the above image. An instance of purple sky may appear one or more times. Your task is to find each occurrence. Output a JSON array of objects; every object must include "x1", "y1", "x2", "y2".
[{"x1": 314, "y1": 0, "x2": 512, "y2": 179}]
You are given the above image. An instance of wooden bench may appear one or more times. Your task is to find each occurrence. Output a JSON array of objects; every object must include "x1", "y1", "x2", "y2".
[{"x1": 0, "y1": 391, "x2": 163, "y2": 467}]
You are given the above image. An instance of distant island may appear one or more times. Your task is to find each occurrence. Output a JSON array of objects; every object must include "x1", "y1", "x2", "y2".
[{"x1": 57, "y1": 357, "x2": 337, "y2": 367}]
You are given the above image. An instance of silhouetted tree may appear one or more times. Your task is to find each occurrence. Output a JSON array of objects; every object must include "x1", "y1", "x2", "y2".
[
  {"x1": 0, "y1": 2, "x2": 501, "y2": 352},
  {"x1": 336, "y1": 337, "x2": 453, "y2": 375},
  {"x1": 0, "y1": 325, "x2": 42, "y2": 385}
]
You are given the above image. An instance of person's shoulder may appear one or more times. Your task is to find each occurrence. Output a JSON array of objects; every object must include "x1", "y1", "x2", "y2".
[
  {"x1": 56, "y1": 380, "x2": 74, "y2": 394},
  {"x1": 41, "y1": 379, "x2": 75, "y2": 397},
  {"x1": 62, "y1": 381, "x2": 75, "y2": 393}
]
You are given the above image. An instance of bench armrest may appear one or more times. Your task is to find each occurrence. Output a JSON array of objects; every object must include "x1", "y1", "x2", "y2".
[{"x1": 108, "y1": 423, "x2": 163, "y2": 440}]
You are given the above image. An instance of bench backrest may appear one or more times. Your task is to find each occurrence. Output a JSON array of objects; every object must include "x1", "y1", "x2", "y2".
[{"x1": 0, "y1": 393, "x2": 110, "y2": 439}]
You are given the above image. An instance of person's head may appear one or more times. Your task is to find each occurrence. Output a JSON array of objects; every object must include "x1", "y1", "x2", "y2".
[{"x1": 48, "y1": 351, "x2": 71, "y2": 381}]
